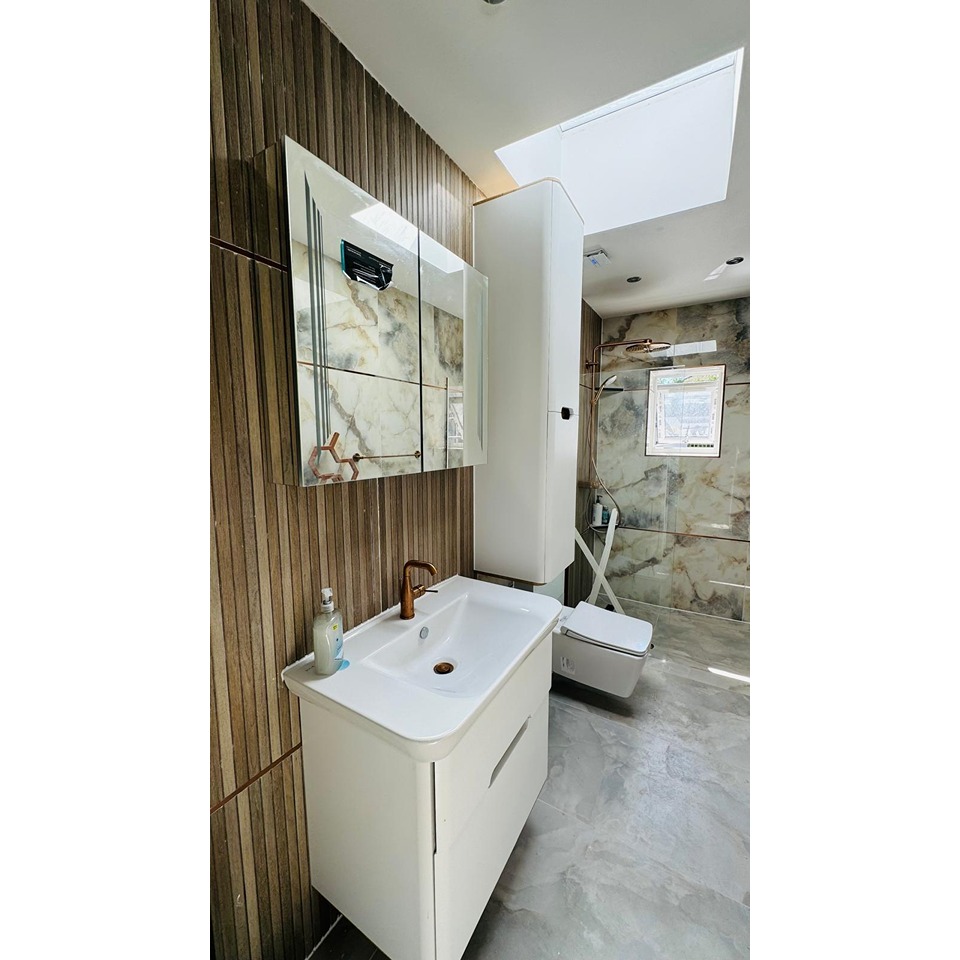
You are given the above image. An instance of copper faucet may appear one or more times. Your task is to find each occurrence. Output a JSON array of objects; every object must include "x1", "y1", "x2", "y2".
[{"x1": 399, "y1": 560, "x2": 439, "y2": 619}]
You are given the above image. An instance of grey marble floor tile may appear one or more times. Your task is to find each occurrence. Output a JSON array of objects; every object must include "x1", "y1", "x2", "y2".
[
  {"x1": 595, "y1": 593, "x2": 750, "y2": 678},
  {"x1": 551, "y1": 660, "x2": 749, "y2": 763},
  {"x1": 652, "y1": 654, "x2": 751, "y2": 691},
  {"x1": 462, "y1": 800, "x2": 748, "y2": 960},
  {"x1": 652, "y1": 606, "x2": 750, "y2": 676},
  {"x1": 542, "y1": 692, "x2": 749, "y2": 903}
]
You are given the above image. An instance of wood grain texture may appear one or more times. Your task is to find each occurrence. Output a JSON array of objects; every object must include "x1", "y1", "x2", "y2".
[
  {"x1": 566, "y1": 300, "x2": 603, "y2": 606},
  {"x1": 211, "y1": 0, "x2": 483, "y2": 955}
]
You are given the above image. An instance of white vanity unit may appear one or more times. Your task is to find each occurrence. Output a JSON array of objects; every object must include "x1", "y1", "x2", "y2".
[{"x1": 281, "y1": 576, "x2": 560, "y2": 960}]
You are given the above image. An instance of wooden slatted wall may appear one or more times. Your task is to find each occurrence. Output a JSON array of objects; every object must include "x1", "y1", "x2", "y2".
[
  {"x1": 566, "y1": 300, "x2": 603, "y2": 606},
  {"x1": 210, "y1": 1, "x2": 482, "y2": 956}
]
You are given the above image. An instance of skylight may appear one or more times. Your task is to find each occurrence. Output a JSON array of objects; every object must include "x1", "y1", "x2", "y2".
[{"x1": 495, "y1": 50, "x2": 743, "y2": 236}]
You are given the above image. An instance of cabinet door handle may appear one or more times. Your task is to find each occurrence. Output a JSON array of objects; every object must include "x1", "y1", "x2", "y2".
[{"x1": 489, "y1": 717, "x2": 530, "y2": 787}]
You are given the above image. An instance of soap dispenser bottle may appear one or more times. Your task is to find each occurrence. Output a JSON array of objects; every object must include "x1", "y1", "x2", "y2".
[
  {"x1": 592, "y1": 496, "x2": 603, "y2": 526},
  {"x1": 313, "y1": 587, "x2": 344, "y2": 676}
]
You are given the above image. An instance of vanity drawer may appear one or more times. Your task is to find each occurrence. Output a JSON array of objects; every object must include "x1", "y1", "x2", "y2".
[
  {"x1": 433, "y1": 634, "x2": 551, "y2": 851},
  {"x1": 433, "y1": 694, "x2": 549, "y2": 960}
]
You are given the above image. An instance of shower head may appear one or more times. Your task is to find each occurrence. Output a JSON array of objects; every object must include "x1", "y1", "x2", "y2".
[{"x1": 625, "y1": 339, "x2": 671, "y2": 355}]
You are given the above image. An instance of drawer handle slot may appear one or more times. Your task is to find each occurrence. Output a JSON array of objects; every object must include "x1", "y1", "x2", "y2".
[{"x1": 489, "y1": 717, "x2": 530, "y2": 788}]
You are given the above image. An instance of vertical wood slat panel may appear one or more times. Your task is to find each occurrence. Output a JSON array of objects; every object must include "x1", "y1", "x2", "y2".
[
  {"x1": 299, "y1": 2, "x2": 317, "y2": 158},
  {"x1": 223, "y1": 251, "x2": 270, "y2": 776},
  {"x1": 566, "y1": 300, "x2": 603, "y2": 605},
  {"x1": 211, "y1": 249, "x2": 252, "y2": 789},
  {"x1": 211, "y1": 0, "x2": 233, "y2": 241},
  {"x1": 212, "y1": 753, "x2": 318, "y2": 960},
  {"x1": 212, "y1": 0, "x2": 482, "y2": 955},
  {"x1": 211, "y1": 495, "x2": 237, "y2": 800},
  {"x1": 243, "y1": 0, "x2": 265, "y2": 156}
]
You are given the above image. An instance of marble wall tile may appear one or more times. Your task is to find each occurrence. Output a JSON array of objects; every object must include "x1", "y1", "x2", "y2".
[
  {"x1": 671, "y1": 534, "x2": 749, "y2": 621},
  {"x1": 590, "y1": 298, "x2": 750, "y2": 621},
  {"x1": 600, "y1": 527, "x2": 673, "y2": 608},
  {"x1": 595, "y1": 375, "x2": 749, "y2": 540},
  {"x1": 669, "y1": 383, "x2": 750, "y2": 540},
  {"x1": 597, "y1": 527, "x2": 750, "y2": 622},
  {"x1": 602, "y1": 298, "x2": 749, "y2": 382},
  {"x1": 595, "y1": 387, "x2": 674, "y2": 530}
]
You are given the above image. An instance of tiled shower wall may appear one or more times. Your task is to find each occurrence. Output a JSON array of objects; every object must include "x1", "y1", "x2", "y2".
[{"x1": 592, "y1": 298, "x2": 750, "y2": 621}]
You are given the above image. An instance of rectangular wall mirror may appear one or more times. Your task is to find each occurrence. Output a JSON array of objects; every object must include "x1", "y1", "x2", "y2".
[{"x1": 283, "y1": 136, "x2": 488, "y2": 485}]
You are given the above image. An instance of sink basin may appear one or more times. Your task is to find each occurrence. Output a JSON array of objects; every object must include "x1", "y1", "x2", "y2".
[
  {"x1": 281, "y1": 575, "x2": 560, "y2": 760},
  {"x1": 364, "y1": 591, "x2": 549, "y2": 698}
]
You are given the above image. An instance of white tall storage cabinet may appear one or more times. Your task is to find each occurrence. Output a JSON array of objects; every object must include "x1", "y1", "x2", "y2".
[{"x1": 473, "y1": 179, "x2": 584, "y2": 584}]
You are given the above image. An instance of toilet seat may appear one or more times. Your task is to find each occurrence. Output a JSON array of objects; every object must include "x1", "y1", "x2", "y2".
[{"x1": 560, "y1": 601, "x2": 653, "y2": 657}]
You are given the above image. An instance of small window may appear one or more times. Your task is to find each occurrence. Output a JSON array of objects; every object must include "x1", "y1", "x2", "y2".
[{"x1": 645, "y1": 365, "x2": 726, "y2": 457}]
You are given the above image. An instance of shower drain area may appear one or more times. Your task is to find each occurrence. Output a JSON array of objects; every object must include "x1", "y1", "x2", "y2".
[{"x1": 433, "y1": 661, "x2": 456, "y2": 675}]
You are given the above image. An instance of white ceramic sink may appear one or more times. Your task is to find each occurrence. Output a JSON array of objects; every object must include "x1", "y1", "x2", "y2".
[{"x1": 282, "y1": 575, "x2": 560, "y2": 760}]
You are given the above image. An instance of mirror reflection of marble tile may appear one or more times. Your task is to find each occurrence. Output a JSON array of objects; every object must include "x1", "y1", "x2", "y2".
[
  {"x1": 296, "y1": 363, "x2": 323, "y2": 485},
  {"x1": 291, "y1": 242, "x2": 319, "y2": 365},
  {"x1": 422, "y1": 305, "x2": 464, "y2": 389},
  {"x1": 422, "y1": 384, "x2": 465, "y2": 471},
  {"x1": 291, "y1": 245, "x2": 423, "y2": 385},
  {"x1": 374, "y1": 377, "x2": 423, "y2": 478},
  {"x1": 378, "y1": 285, "x2": 421, "y2": 384},
  {"x1": 321, "y1": 253, "x2": 380, "y2": 374},
  {"x1": 295, "y1": 366, "x2": 423, "y2": 483}
]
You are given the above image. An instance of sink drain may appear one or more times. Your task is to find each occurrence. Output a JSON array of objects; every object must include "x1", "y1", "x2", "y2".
[{"x1": 433, "y1": 661, "x2": 455, "y2": 675}]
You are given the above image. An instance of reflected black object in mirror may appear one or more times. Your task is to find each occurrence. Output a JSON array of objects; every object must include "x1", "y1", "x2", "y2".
[{"x1": 341, "y1": 239, "x2": 393, "y2": 290}]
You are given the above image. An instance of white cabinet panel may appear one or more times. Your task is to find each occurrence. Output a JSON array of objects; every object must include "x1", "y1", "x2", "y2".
[
  {"x1": 434, "y1": 697, "x2": 549, "y2": 960},
  {"x1": 299, "y1": 701, "x2": 436, "y2": 960},
  {"x1": 544, "y1": 411, "x2": 579, "y2": 578},
  {"x1": 473, "y1": 179, "x2": 584, "y2": 585}
]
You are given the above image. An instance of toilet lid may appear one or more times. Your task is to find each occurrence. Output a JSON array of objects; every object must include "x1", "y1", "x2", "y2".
[{"x1": 560, "y1": 601, "x2": 653, "y2": 656}]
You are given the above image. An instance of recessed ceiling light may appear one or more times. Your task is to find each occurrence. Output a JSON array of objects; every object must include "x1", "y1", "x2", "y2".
[
  {"x1": 627, "y1": 276, "x2": 641, "y2": 283},
  {"x1": 725, "y1": 256, "x2": 744, "y2": 265}
]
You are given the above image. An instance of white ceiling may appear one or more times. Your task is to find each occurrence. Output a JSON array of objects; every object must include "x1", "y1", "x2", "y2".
[{"x1": 305, "y1": 0, "x2": 749, "y2": 319}]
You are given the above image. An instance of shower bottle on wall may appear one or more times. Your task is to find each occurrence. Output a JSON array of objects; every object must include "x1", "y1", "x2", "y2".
[{"x1": 592, "y1": 496, "x2": 603, "y2": 525}]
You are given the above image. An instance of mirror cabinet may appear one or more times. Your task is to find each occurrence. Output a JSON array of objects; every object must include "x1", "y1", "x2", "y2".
[{"x1": 272, "y1": 136, "x2": 487, "y2": 486}]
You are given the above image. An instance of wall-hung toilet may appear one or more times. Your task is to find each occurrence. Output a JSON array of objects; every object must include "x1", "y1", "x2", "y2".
[{"x1": 552, "y1": 601, "x2": 653, "y2": 698}]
